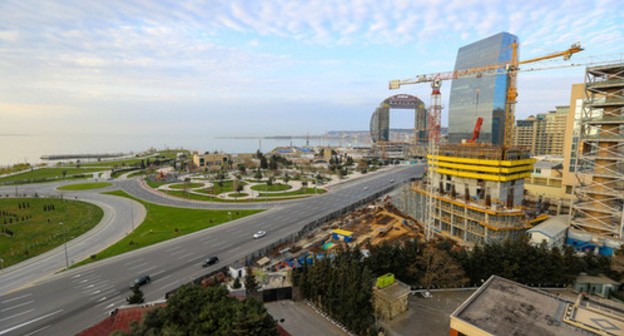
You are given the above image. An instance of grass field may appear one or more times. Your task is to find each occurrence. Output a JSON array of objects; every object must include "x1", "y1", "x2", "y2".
[
  {"x1": 196, "y1": 180, "x2": 245, "y2": 195},
  {"x1": 229, "y1": 192, "x2": 248, "y2": 198},
  {"x1": 258, "y1": 188, "x2": 326, "y2": 197},
  {"x1": 164, "y1": 190, "x2": 314, "y2": 202},
  {"x1": 80, "y1": 158, "x2": 144, "y2": 168},
  {"x1": 74, "y1": 191, "x2": 262, "y2": 266},
  {"x1": 0, "y1": 168, "x2": 106, "y2": 185},
  {"x1": 168, "y1": 182, "x2": 205, "y2": 189},
  {"x1": 144, "y1": 178, "x2": 171, "y2": 188},
  {"x1": 0, "y1": 198, "x2": 103, "y2": 268},
  {"x1": 251, "y1": 183, "x2": 292, "y2": 192},
  {"x1": 127, "y1": 171, "x2": 146, "y2": 178},
  {"x1": 57, "y1": 182, "x2": 113, "y2": 190},
  {"x1": 0, "y1": 163, "x2": 31, "y2": 176}
]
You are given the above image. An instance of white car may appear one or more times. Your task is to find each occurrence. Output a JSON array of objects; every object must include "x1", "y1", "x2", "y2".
[{"x1": 253, "y1": 230, "x2": 267, "y2": 239}]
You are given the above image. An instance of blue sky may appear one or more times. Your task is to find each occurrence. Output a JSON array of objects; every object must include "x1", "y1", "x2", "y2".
[{"x1": 0, "y1": 0, "x2": 622, "y2": 137}]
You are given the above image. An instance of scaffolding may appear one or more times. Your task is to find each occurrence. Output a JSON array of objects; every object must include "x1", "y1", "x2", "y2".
[{"x1": 571, "y1": 63, "x2": 624, "y2": 238}]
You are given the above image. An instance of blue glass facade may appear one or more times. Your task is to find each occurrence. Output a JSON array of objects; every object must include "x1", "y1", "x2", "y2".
[{"x1": 448, "y1": 32, "x2": 518, "y2": 145}]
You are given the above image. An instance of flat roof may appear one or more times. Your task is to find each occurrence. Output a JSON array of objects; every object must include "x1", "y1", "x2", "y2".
[
  {"x1": 374, "y1": 281, "x2": 411, "y2": 302},
  {"x1": 451, "y1": 276, "x2": 624, "y2": 336},
  {"x1": 332, "y1": 229, "x2": 354, "y2": 236}
]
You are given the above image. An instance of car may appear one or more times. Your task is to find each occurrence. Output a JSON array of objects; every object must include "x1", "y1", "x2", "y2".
[
  {"x1": 390, "y1": 179, "x2": 395, "y2": 183},
  {"x1": 202, "y1": 256, "x2": 219, "y2": 267},
  {"x1": 130, "y1": 275, "x2": 151, "y2": 289},
  {"x1": 253, "y1": 230, "x2": 267, "y2": 239},
  {"x1": 363, "y1": 187, "x2": 369, "y2": 190}
]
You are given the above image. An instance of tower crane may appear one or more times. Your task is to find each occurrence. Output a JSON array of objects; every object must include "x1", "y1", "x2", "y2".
[
  {"x1": 390, "y1": 41, "x2": 583, "y2": 241},
  {"x1": 389, "y1": 41, "x2": 583, "y2": 148}
]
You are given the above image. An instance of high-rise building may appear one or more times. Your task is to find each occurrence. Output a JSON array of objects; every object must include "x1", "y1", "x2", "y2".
[
  {"x1": 562, "y1": 84, "x2": 588, "y2": 195},
  {"x1": 448, "y1": 32, "x2": 518, "y2": 145},
  {"x1": 513, "y1": 106, "x2": 569, "y2": 156}
]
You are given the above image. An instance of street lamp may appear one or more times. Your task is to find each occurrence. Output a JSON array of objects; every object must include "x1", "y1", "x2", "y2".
[{"x1": 60, "y1": 222, "x2": 69, "y2": 269}]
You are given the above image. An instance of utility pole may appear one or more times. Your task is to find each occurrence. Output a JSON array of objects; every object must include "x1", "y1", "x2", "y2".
[{"x1": 60, "y1": 222, "x2": 69, "y2": 269}]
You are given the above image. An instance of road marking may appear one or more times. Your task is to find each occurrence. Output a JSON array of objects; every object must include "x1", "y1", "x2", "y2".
[
  {"x1": 151, "y1": 274, "x2": 172, "y2": 284},
  {"x1": 170, "y1": 249, "x2": 187, "y2": 256},
  {"x1": 158, "y1": 280, "x2": 179, "y2": 291},
  {"x1": 23, "y1": 324, "x2": 51, "y2": 336},
  {"x1": 1, "y1": 300, "x2": 34, "y2": 312},
  {"x1": 124, "y1": 258, "x2": 145, "y2": 266},
  {"x1": 135, "y1": 265, "x2": 156, "y2": 275},
  {"x1": 1, "y1": 294, "x2": 31, "y2": 304},
  {"x1": 198, "y1": 236, "x2": 216, "y2": 242},
  {"x1": 0, "y1": 308, "x2": 35, "y2": 322},
  {"x1": 178, "y1": 252, "x2": 194, "y2": 259},
  {"x1": 127, "y1": 262, "x2": 148, "y2": 271},
  {"x1": 165, "y1": 246, "x2": 183, "y2": 252}
]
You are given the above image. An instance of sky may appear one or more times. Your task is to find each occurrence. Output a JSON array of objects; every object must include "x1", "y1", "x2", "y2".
[{"x1": 1, "y1": 0, "x2": 623, "y2": 137}]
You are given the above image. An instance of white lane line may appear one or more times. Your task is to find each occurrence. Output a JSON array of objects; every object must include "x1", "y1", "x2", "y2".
[
  {"x1": 151, "y1": 274, "x2": 172, "y2": 284},
  {"x1": 170, "y1": 250, "x2": 187, "y2": 256},
  {"x1": 135, "y1": 266, "x2": 156, "y2": 275},
  {"x1": 165, "y1": 246, "x2": 183, "y2": 252},
  {"x1": 127, "y1": 262, "x2": 148, "y2": 271},
  {"x1": 23, "y1": 324, "x2": 51, "y2": 336},
  {"x1": 0, "y1": 310, "x2": 62, "y2": 335},
  {"x1": 1, "y1": 294, "x2": 31, "y2": 304},
  {"x1": 1, "y1": 300, "x2": 34, "y2": 312},
  {"x1": 178, "y1": 252, "x2": 194, "y2": 260},
  {"x1": 0, "y1": 308, "x2": 35, "y2": 322},
  {"x1": 123, "y1": 258, "x2": 145, "y2": 266},
  {"x1": 211, "y1": 241, "x2": 228, "y2": 249},
  {"x1": 198, "y1": 236, "x2": 216, "y2": 242},
  {"x1": 158, "y1": 280, "x2": 179, "y2": 291}
]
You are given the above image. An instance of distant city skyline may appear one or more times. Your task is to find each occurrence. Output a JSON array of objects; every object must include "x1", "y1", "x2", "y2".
[{"x1": 1, "y1": 0, "x2": 623, "y2": 138}]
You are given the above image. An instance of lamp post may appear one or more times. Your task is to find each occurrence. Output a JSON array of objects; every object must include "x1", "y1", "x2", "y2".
[{"x1": 60, "y1": 221, "x2": 69, "y2": 269}]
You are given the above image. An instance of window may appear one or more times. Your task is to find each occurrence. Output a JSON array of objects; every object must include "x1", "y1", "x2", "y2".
[{"x1": 566, "y1": 185, "x2": 573, "y2": 194}]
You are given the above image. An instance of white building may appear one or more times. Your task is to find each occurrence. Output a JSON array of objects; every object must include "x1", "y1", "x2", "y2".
[{"x1": 526, "y1": 215, "x2": 568, "y2": 249}]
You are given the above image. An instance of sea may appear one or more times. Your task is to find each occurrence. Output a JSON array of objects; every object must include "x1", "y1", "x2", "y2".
[{"x1": 0, "y1": 133, "x2": 355, "y2": 166}]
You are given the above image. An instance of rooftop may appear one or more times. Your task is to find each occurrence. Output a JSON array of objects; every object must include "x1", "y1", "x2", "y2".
[
  {"x1": 527, "y1": 215, "x2": 569, "y2": 238},
  {"x1": 451, "y1": 276, "x2": 624, "y2": 336},
  {"x1": 374, "y1": 281, "x2": 411, "y2": 302}
]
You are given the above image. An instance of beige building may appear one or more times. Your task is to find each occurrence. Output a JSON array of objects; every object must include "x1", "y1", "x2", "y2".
[
  {"x1": 373, "y1": 279, "x2": 411, "y2": 321},
  {"x1": 513, "y1": 106, "x2": 569, "y2": 156},
  {"x1": 192, "y1": 152, "x2": 231, "y2": 171}
]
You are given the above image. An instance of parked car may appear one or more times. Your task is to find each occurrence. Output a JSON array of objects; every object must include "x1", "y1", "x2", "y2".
[
  {"x1": 253, "y1": 230, "x2": 267, "y2": 239},
  {"x1": 202, "y1": 256, "x2": 219, "y2": 267},
  {"x1": 130, "y1": 275, "x2": 151, "y2": 289}
]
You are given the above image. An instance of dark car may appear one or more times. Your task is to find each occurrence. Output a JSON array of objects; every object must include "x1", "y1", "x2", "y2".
[
  {"x1": 202, "y1": 256, "x2": 219, "y2": 267},
  {"x1": 130, "y1": 275, "x2": 151, "y2": 289}
]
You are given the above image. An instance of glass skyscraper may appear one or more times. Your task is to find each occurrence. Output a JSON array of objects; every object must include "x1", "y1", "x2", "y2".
[{"x1": 447, "y1": 32, "x2": 518, "y2": 145}]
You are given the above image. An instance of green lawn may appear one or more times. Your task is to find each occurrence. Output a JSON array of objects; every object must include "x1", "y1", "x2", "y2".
[
  {"x1": 127, "y1": 171, "x2": 146, "y2": 178},
  {"x1": 0, "y1": 198, "x2": 103, "y2": 268},
  {"x1": 250, "y1": 183, "x2": 292, "y2": 192},
  {"x1": 0, "y1": 168, "x2": 106, "y2": 185},
  {"x1": 75, "y1": 191, "x2": 262, "y2": 266},
  {"x1": 164, "y1": 190, "x2": 314, "y2": 202},
  {"x1": 57, "y1": 182, "x2": 113, "y2": 190},
  {"x1": 169, "y1": 182, "x2": 205, "y2": 189},
  {"x1": 196, "y1": 180, "x2": 245, "y2": 195},
  {"x1": 259, "y1": 188, "x2": 326, "y2": 197},
  {"x1": 230, "y1": 192, "x2": 248, "y2": 198},
  {"x1": 0, "y1": 163, "x2": 31, "y2": 175},
  {"x1": 144, "y1": 178, "x2": 172, "y2": 188},
  {"x1": 80, "y1": 158, "x2": 144, "y2": 168}
]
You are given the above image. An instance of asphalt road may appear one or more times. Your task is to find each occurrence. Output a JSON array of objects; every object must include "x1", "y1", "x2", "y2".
[{"x1": 0, "y1": 164, "x2": 424, "y2": 335}]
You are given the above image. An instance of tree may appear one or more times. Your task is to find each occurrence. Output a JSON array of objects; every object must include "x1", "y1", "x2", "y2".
[
  {"x1": 260, "y1": 156, "x2": 268, "y2": 169},
  {"x1": 415, "y1": 245, "x2": 468, "y2": 290},
  {"x1": 124, "y1": 285, "x2": 277, "y2": 336},
  {"x1": 232, "y1": 277, "x2": 242, "y2": 289},
  {"x1": 62, "y1": 170, "x2": 67, "y2": 178},
  {"x1": 256, "y1": 150, "x2": 263, "y2": 159},
  {"x1": 244, "y1": 267, "x2": 259, "y2": 298},
  {"x1": 269, "y1": 155, "x2": 278, "y2": 170},
  {"x1": 126, "y1": 287, "x2": 144, "y2": 304},
  {"x1": 254, "y1": 169, "x2": 263, "y2": 180}
]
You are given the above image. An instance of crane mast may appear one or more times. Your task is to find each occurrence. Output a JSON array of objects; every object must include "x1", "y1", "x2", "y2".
[{"x1": 390, "y1": 41, "x2": 584, "y2": 241}]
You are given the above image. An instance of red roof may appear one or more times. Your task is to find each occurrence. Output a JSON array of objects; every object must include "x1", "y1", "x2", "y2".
[{"x1": 77, "y1": 304, "x2": 165, "y2": 336}]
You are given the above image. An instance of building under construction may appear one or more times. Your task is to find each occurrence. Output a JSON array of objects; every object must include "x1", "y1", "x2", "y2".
[
  {"x1": 407, "y1": 144, "x2": 548, "y2": 245},
  {"x1": 569, "y1": 63, "x2": 624, "y2": 254}
]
